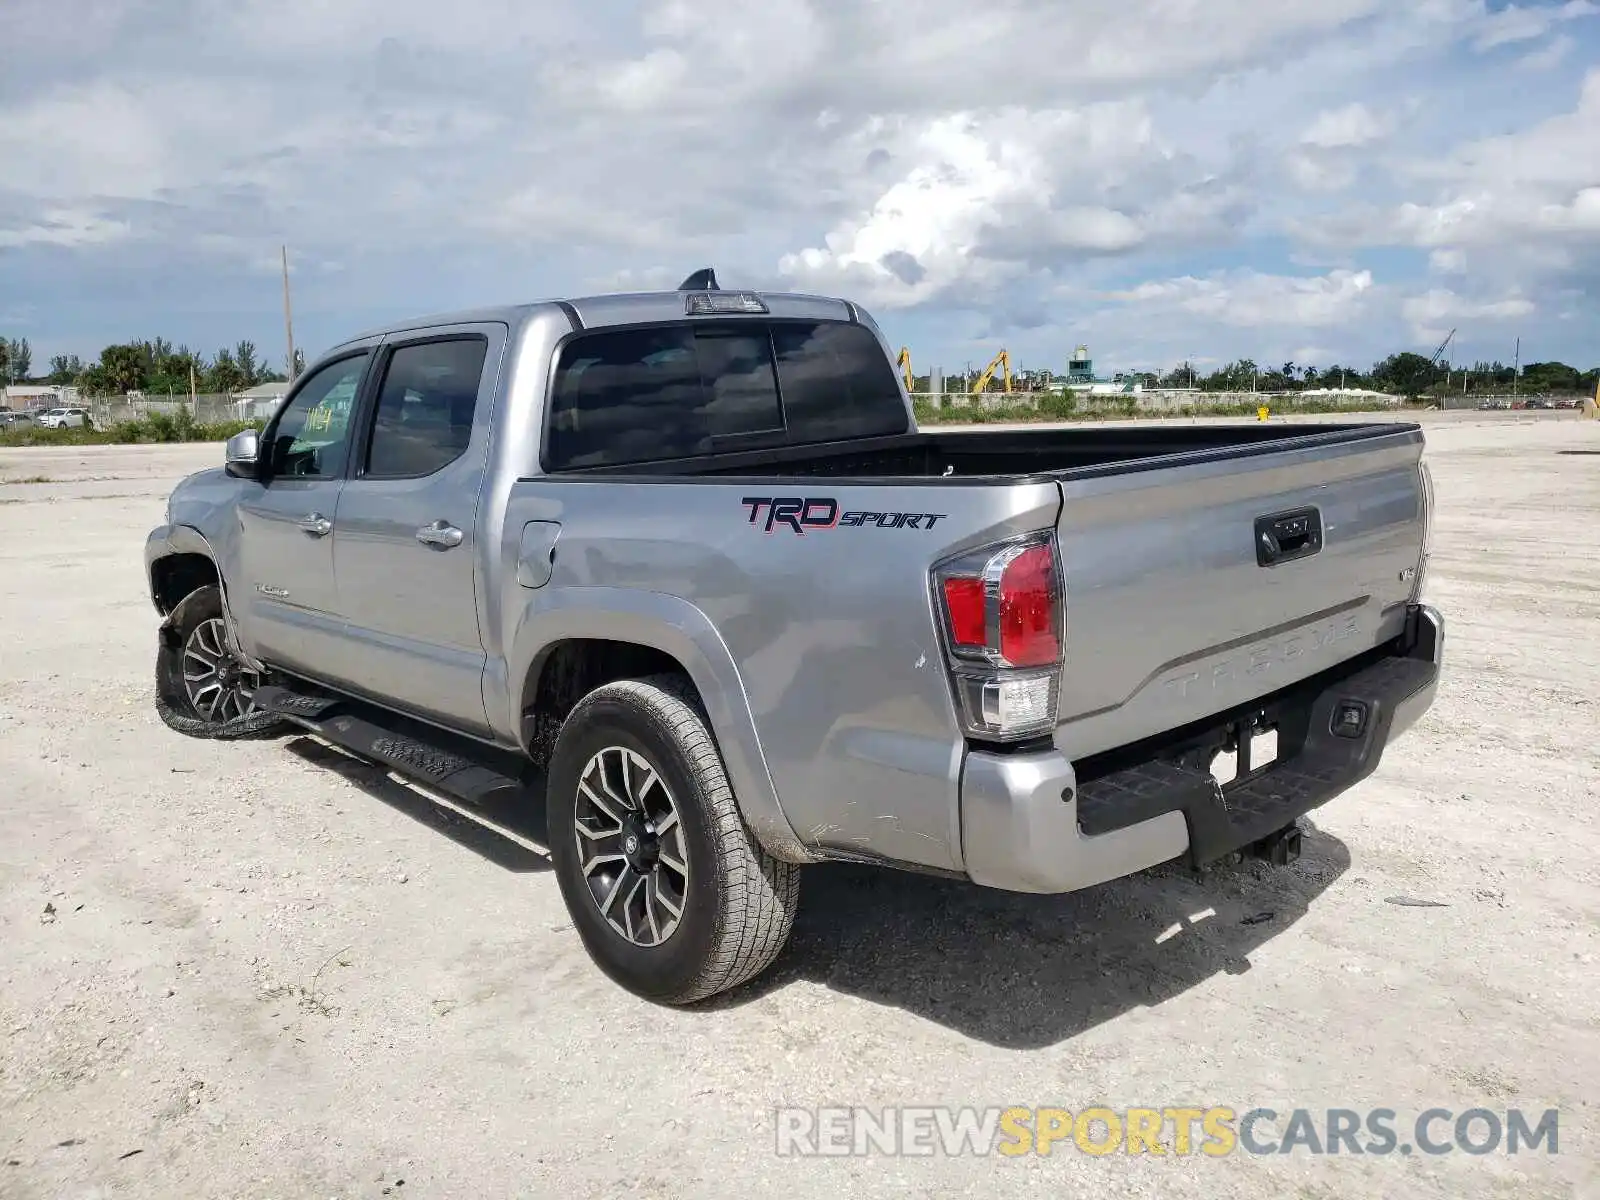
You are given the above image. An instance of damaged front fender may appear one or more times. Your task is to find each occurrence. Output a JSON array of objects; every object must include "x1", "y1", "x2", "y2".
[{"x1": 146, "y1": 525, "x2": 261, "y2": 669}]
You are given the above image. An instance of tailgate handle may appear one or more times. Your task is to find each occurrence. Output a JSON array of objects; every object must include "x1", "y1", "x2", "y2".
[{"x1": 1255, "y1": 507, "x2": 1322, "y2": 567}]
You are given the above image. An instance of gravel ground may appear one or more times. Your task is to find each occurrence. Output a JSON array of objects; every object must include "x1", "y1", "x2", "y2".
[{"x1": 2, "y1": 412, "x2": 1597, "y2": 1199}]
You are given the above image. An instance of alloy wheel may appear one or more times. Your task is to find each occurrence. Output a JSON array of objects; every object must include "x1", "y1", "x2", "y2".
[
  {"x1": 182, "y1": 617, "x2": 260, "y2": 723},
  {"x1": 573, "y1": 746, "x2": 689, "y2": 947}
]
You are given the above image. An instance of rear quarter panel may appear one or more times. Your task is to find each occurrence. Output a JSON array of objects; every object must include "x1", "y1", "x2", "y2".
[{"x1": 502, "y1": 478, "x2": 1060, "y2": 872}]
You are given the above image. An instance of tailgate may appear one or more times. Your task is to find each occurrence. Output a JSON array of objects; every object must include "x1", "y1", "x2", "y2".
[{"x1": 1050, "y1": 427, "x2": 1429, "y2": 760}]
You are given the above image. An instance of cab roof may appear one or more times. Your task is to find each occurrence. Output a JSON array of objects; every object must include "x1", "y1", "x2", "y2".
[{"x1": 327, "y1": 269, "x2": 870, "y2": 353}]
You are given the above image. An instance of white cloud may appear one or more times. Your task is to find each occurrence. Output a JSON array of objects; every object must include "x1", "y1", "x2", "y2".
[
  {"x1": 1286, "y1": 151, "x2": 1359, "y2": 192},
  {"x1": 1302, "y1": 103, "x2": 1391, "y2": 148},
  {"x1": 1, "y1": 0, "x2": 1598, "y2": 373},
  {"x1": 1298, "y1": 67, "x2": 1600, "y2": 305},
  {"x1": 0, "y1": 209, "x2": 130, "y2": 249},
  {"x1": 1472, "y1": 0, "x2": 1597, "y2": 50},
  {"x1": 1402, "y1": 287, "x2": 1537, "y2": 323},
  {"x1": 777, "y1": 107, "x2": 1163, "y2": 307},
  {"x1": 1438, "y1": 70, "x2": 1600, "y2": 188},
  {"x1": 1107, "y1": 269, "x2": 1378, "y2": 328},
  {"x1": 1516, "y1": 32, "x2": 1576, "y2": 68},
  {"x1": 0, "y1": 83, "x2": 168, "y2": 200},
  {"x1": 1292, "y1": 346, "x2": 1337, "y2": 364},
  {"x1": 777, "y1": 100, "x2": 1262, "y2": 308},
  {"x1": 1400, "y1": 287, "x2": 1537, "y2": 340}
]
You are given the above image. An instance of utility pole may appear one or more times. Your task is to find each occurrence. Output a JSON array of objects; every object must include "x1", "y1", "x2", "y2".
[
  {"x1": 281, "y1": 244, "x2": 297, "y2": 384},
  {"x1": 1512, "y1": 336, "x2": 1520, "y2": 401}
]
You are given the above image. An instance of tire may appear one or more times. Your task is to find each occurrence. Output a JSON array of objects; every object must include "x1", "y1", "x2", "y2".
[
  {"x1": 546, "y1": 675, "x2": 800, "y2": 1005},
  {"x1": 154, "y1": 585, "x2": 290, "y2": 741}
]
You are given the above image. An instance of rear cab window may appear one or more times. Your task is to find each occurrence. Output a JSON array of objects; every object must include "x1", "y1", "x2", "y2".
[{"x1": 543, "y1": 319, "x2": 908, "y2": 471}]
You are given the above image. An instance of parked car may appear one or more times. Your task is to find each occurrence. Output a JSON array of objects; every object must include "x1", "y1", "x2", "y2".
[
  {"x1": 144, "y1": 271, "x2": 1444, "y2": 1004},
  {"x1": 0, "y1": 411, "x2": 36, "y2": 429},
  {"x1": 36, "y1": 407, "x2": 91, "y2": 429}
]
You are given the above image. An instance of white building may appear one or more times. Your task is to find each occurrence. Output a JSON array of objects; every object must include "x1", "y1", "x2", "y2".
[
  {"x1": 2, "y1": 385, "x2": 69, "y2": 411},
  {"x1": 233, "y1": 382, "x2": 290, "y2": 421}
]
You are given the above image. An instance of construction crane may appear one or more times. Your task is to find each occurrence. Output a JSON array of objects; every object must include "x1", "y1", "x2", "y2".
[
  {"x1": 970, "y1": 349, "x2": 1013, "y2": 395},
  {"x1": 1427, "y1": 328, "x2": 1456, "y2": 369},
  {"x1": 1426, "y1": 327, "x2": 1457, "y2": 389},
  {"x1": 896, "y1": 346, "x2": 914, "y2": 394}
]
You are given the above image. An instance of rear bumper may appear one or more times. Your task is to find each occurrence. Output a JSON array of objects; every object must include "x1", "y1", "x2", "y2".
[{"x1": 959, "y1": 603, "x2": 1444, "y2": 894}]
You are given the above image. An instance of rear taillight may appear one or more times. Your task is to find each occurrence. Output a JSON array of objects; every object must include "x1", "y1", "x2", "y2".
[
  {"x1": 1412, "y1": 460, "x2": 1434, "y2": 602},
  {"x1": 997, "y1": 543, "x2": 1058, "y2": 667},
  {"x1": 942, "y1": 577, "x2": 987, "y2": 648},
  {"x1": 931, "y1": 533, "x2": 1064, "y2": 741}
]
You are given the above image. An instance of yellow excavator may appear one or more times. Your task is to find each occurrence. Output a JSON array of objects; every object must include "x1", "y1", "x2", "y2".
[
  {"x1": 971, "y1": 349, "x2": 1013, "y2": 394},
  {"x1": 896, "y1": 346, "x2": 914, "y2": 394}
]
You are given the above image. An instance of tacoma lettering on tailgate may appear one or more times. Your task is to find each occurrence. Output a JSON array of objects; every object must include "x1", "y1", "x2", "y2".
[{"x1": 1159, "y1": 615, "x2": 1364, "y2": 701}]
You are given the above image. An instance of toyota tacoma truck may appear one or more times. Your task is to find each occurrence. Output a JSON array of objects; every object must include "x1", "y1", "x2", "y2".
[{"x1": 145, "y1": 270, "x2": 1444, "y2": 1005}]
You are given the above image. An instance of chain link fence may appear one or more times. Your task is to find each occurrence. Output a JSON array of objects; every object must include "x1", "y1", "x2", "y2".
[
  {"x1": 75, "y1": 393, "x2": 283, "y2": 429},
  {"x1": 87, "y1": 395, "x2": 249, "y2": 427}
]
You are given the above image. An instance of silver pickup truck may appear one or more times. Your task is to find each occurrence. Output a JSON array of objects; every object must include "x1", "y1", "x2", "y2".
[{"x1": 146, "y1": 271, "x2": 1444, "y2": 1004}]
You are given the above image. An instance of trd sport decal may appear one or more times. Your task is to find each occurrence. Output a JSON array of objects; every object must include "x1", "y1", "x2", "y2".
[{"x1": 741, "y1": 497, "x2": 948, "y2": 534}]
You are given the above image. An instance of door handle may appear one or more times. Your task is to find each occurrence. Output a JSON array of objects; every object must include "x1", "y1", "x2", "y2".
[
  {"x1": 416, "y1": 520, "x2": 464, "y2": 549},
  {"x1": 298, "y1": 512, "x2": 333, "y2": 537}
]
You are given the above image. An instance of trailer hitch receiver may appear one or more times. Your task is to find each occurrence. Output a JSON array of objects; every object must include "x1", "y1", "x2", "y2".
[{"x1": 1243, "y1": 822, "x2": 1303, "y2": 867}]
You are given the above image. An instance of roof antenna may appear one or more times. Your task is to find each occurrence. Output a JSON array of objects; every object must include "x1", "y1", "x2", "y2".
[{"x1": 678, "y1": 267, "x2": 719, "y2": 291}]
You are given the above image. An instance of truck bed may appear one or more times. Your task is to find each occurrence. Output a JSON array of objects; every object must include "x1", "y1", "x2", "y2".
[
  {"x1": 516, "y1": 416, "x2": 1428, "y2": 876},
  {"x1": 554, "y1": 421, "x2": 1411, "y2": 482},
  {"x1": 503, "y1": 300, "x2": 1433, "y2": 876}
]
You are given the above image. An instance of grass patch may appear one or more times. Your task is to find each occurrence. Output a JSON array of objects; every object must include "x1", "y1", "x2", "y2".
[
  {"x1": 0, "y1": 412, "x2": 263, "y2": 448},
  {"x1": 0, "y1": 475, "x2": 54, "y2": 485}
]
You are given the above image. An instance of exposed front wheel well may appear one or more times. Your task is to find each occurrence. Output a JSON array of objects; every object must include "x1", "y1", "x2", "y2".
[
  {"x1": 151, "y1": 553, "x2": 220, "y2": 616},
  {"x1": 522, "y1": 639, "x2": 700, "y2": 760}
]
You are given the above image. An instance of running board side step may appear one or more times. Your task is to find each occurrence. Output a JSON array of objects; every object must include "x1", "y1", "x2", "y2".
[
  {"x1": 254, "y1": 684, "x2": 526, "y2": 809},
  {"x1": 254, "y1": 684, "x2": 343, "y2": 720}
]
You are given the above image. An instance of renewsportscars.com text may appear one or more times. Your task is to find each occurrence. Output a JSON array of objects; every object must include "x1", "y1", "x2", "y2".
[{"x1": 774, "y1": 1106, "x2": 1560, "y2": 1158}]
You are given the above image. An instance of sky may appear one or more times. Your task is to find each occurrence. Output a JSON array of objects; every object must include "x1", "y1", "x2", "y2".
[{"x1": 2, "y1": 0, "x2": 1598, "y2": 380}]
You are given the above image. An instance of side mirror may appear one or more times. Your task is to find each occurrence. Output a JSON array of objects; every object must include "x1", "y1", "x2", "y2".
[{"x1": 224, "y1": 428, "x2": 262, "y2": 480}]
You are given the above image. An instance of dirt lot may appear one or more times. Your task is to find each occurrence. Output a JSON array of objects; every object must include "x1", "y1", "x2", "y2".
[{"x1": 2, "y1": 413, "x2": 1597, "y2": 1199}]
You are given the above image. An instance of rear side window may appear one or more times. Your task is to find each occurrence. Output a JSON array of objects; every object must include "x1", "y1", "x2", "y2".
[
  {"x1": 771, "y1": 322, "x2": 907, "y2": 441},
  {"x1": 545, "y1": 326, "x2": 713, "y2": 469},
  {"x1": 544, "y1": 319, "x2": 908, "y2": 470}
]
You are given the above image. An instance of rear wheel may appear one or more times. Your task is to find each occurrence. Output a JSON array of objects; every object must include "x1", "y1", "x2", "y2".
[
  {"x1": 155, "y1": 585, "x2": 289, "y2": 740},
  {"x1": 546, "y1": 676, "x2": 800, "y2": 1004}
]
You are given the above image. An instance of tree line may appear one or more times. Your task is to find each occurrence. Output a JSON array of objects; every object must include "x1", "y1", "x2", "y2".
[
  {"x1": 0, "y1": 336, "x2": 305, "y2": 397},
  {"x1": 7, "y1": 333, "x2": 1596, "y2": 402},
  {"x1": 940, "y1": 352, "x2": 1600, "y2": 398},
  {"x1": 1133, "y1": 353, "x2": 1599, "y2": 399}
]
